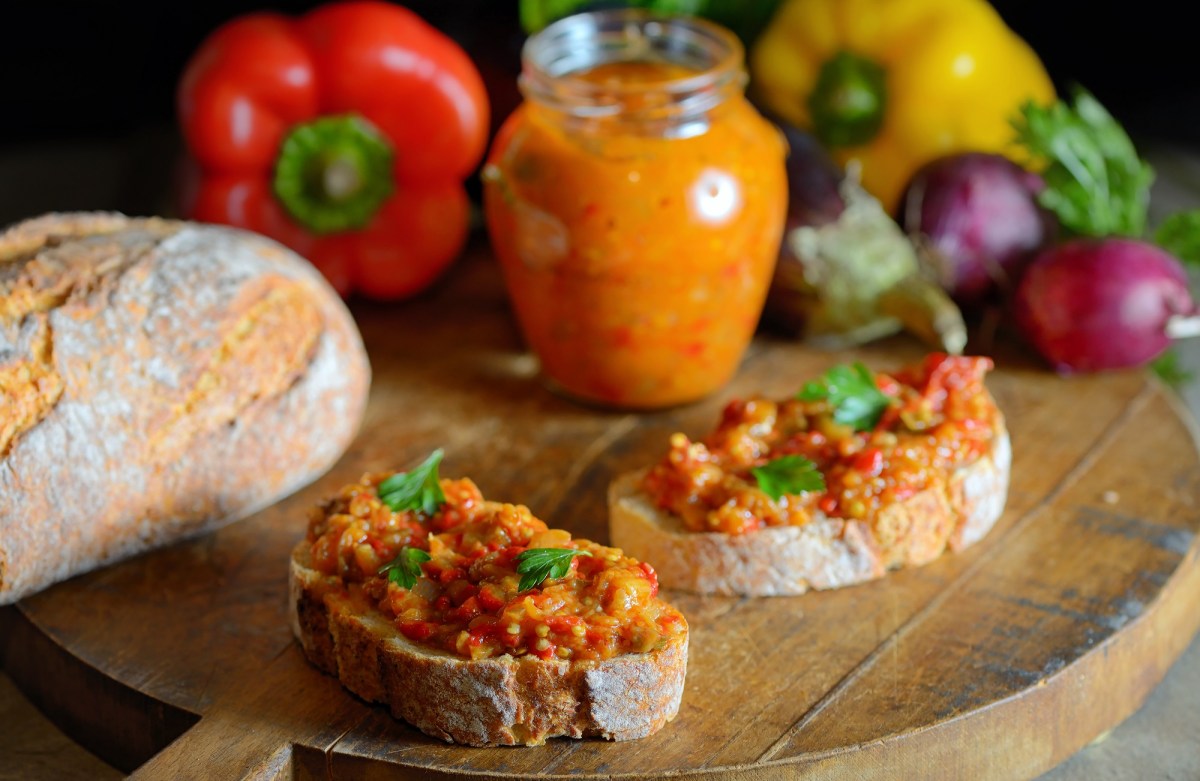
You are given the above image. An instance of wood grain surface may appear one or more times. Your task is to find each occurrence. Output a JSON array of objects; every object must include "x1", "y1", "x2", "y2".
[{"x1": 4, "y1": 243, "x2": 1200, "y2": 780}]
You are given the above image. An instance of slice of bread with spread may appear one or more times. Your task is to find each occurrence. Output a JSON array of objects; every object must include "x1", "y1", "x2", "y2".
[
  {"x1": 289, "y1": 452, "x2": 688, "y2": 746},
  {"x1": 609, "y1": 354, "x2": 1011, "y2": 596},
  {"x1": 0, "y1": 213, "x2": 369, "y2": 604}
]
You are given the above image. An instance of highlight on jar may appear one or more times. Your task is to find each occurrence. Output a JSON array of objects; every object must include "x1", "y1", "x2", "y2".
[{"x1": 482, "y1": 8, "x2": 788, "y2": 410}]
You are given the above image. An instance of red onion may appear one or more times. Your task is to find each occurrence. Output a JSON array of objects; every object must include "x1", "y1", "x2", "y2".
[
  {"x1": 1013, "y1": 238, "x2": 1199, "y2": 373},
  {"x1": 900, "y1": 153, "x2": 1054, "y2": 304}
]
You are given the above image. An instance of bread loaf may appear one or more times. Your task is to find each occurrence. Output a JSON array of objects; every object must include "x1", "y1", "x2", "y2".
[{"x1": 0, "y1": 213, "x2": 370, "y2": 604}]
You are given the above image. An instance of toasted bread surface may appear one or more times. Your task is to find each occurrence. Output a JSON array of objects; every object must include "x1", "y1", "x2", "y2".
[{"x1": 290, "y1": 542, "x2": 688, "y2": 746}]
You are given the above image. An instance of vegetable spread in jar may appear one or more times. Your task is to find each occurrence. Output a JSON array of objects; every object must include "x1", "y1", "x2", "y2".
[
  {"x1": 642, "y1": 354, "x2": 1001, "y2": 535},
  {"x1": 483, "y1": 10, "x2": 787, "y2": 409},
  {"x1": 306, "y1": 453, "x2": 685, "y2": 662}
]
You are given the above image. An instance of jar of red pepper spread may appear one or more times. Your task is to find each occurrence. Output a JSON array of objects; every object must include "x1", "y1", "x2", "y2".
[{"x1": 483, "y1": 10, "x2": 787, "y2": 409}]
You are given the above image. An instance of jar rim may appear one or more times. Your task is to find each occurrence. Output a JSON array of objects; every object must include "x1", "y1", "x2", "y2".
[{"x1": 520, "y1": 9, "x2": 745, "y2": 122}]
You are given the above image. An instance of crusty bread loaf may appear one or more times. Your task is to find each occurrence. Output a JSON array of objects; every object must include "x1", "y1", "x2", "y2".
[
  {"x1": 289, "y1": 541, "x2": 688, "y2": 746},
  {"x1": 0, "y1": 213, "x2": 370, "y2": 604},
  {"x1": 609, "y1": 419, "x2": 1011, "y2": 597}
]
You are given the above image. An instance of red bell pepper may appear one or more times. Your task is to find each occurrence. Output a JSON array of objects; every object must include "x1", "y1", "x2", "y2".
[{"x1": 178, "y1": 1, "x2": 489, "y2": 299}]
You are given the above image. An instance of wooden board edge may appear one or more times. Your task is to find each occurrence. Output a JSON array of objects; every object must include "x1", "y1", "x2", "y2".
[
  {"x1": 2, "y1": 604, "x2": 200, "y2": 774},
  {"x1": 765, "y1": 538, "x2": 1200, "y2": 780}
]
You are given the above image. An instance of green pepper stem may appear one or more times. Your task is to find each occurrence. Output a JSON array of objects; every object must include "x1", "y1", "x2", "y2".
[
  {"x1": 273, "y1": 115, "x2": 395, "y2": 235},
  {"x1": 807, "y1": 51, "x2": 887, "y2": 149}
]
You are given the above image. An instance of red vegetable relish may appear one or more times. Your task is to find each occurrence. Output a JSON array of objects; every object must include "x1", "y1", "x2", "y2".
[
  {"x1": 641, "y1": 354, "x2": 1000, "y2": 534},
  {"x1": 306, "y1": 476, "x2": 684, "y2": 661}
]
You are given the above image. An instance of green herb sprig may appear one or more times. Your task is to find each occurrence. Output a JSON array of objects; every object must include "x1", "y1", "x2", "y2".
[
  {"x1": 751, "y1": 455, "x2": 826, "y2": 500},
  {"x1": 378, "y1": 546, "x2": 431, "y2": 590},
  {"x1": 1013, "y1": 89, "x2": 1200, "y2": 263},
  {"x1": 1012, "y1": 87, "x2": 1154, "y2": 238},
  {"x1": 515, "y1": 548, "x2": 591, "y2": 592},
  {"x1": 797, "y1": 362, "x2": 891, "y2": 431},
  {"x1": 377, "y1": 449, "x2": 447, "y2": 516}
]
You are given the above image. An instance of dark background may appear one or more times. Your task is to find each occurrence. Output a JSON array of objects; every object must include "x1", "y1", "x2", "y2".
[
  {"x1": 0, "y1": 1, "x2": 1193, "y2": 146},
  {"x1": 0, "y1": 1, "x2": 520, "y2": 146},
  {"x1": 0, "y1": 0, "x2": 1193, "y2": 226}
]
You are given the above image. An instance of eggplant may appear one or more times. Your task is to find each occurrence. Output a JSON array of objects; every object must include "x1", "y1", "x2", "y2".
[{"x1": 764, "y1": 120, "x2": 966, "y2": 354}]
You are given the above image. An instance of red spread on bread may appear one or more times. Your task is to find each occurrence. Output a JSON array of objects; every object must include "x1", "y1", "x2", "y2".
[
  {"x1": 305, "y1": 475, "x2": 685, "y2": 662},
  {"x1": 641, "y1": 354, "x2": 1001, "y2": 534}
]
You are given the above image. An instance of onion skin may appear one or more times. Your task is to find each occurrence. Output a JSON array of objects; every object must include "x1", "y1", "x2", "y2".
[
  {"x1": 1014, "y1": 238, "x2": 1196, "y2": 373},
  {"x1": 900, "y1": 153, "x2": 1054, "y2": 304}
]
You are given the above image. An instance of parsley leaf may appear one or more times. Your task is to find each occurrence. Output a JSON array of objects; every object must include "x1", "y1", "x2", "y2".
[
  {"x1": 1012, "y1": 87, "x2": 1154, "y2": 238},
  {"x1": 378, "y1": 546, "x2": 431, "y2": 590},
  {"x1": 377, "y1": 449, "x2": 447, "y2": 516},
  {"x1": 1154, "y1": 210, "x2": 1200, "y2": 267},
  {"x1": 515, "y1": 548, "x2": 591, "y2": 592},
  {"x1": 751, "y1": 455, "x2": 826, "y2": 500},
  {"x1": 796, "y1": 362, "x2": 891, "y2": 431}
]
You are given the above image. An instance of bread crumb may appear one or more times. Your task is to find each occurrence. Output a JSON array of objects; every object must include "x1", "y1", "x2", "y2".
[{"x1": 1102, "y1": 491, "x2": 1119, "y2": 505}]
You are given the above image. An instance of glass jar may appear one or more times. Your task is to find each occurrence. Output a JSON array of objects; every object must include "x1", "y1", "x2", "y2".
[{"x1": 483, "y1": 9, "x2": 787, "y2": 409}]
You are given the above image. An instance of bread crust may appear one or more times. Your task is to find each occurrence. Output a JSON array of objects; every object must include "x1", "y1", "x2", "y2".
[
  {"x1": 289, "y1": 542, "x2": 688, "y2": 746},
  {"x1": 1, "y1": 213, "x2": 370, "y2": 604},
  {"x1": 609, "y1": 417, "x2": 1011, "y2": 596}
]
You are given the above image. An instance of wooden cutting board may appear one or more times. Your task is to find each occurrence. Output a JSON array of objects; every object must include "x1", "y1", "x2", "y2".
[{"x1": 5, "y1": 246, "x2": 1200, "y2": 780}]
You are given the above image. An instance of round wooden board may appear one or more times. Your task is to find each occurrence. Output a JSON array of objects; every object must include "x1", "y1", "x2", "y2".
[{"x1": 6, "y1": 248, "x2": 1200, "y2": 781}]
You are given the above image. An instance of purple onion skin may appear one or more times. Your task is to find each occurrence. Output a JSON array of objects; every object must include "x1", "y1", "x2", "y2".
[
  {"x1": 900, "y1": 152, "x2": 1054, "y2": 304},
  {"x1": 1014, "y1": 238, "x2": 1195, "y2": 373}
]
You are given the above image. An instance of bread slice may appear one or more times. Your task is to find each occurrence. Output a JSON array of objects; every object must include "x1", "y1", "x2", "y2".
[
  {"x1": 609, "y1": 415, "x2": 1011, "y2": 597},
  {"x1": 289, "y1": 542, "x2": 688, "y2": 746}
]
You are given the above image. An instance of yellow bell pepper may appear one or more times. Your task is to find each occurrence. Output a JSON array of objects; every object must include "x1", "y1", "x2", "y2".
[{"x1": 750, "y1": 0, "x2": 1055, "y2": 211}]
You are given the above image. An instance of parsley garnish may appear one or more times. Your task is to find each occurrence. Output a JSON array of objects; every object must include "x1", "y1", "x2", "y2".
[
  {"x1": 377, "y1": 449, "x2": 446, "y2": 516},
  {"x1": 751, "y1": 455, "x2": 826, "y2": 500},
  {"x1": 515, "y1": 548, "x2": 591, "y2": 592},
  {"x1": 1012, "y1": 87, "x2": 1154, "y2": 238},
  {"x1": 378, "y1": 546, "x2": 431, "y2": 590},
  {"x1": 797, "y1": 362, "x2": 891, "y2": 431}
]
